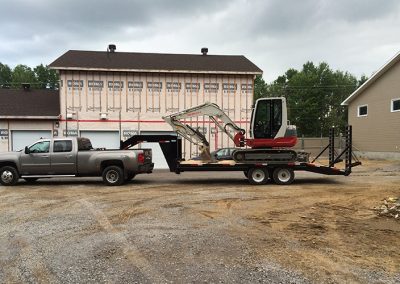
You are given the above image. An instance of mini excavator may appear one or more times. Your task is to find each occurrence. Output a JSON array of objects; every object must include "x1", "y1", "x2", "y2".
[{"x1": 163, "y1": 97, "x2": 300, "y2": 163}]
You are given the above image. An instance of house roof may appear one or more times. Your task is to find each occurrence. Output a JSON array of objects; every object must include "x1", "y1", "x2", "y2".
[
  {"x1": 341, "y1": 51, "x2": 400, "y2": 105},
  {"x1": 49, "y1": 50, "x2": 263, "y2": 75},
  {"x1": 0, "y1": 88, "x2": 60, "y2": 119}
]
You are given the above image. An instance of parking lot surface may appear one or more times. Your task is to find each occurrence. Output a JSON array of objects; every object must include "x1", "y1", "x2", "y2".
[{"x1": 0, "y1": 160, "x2": 399, "y2": 283}]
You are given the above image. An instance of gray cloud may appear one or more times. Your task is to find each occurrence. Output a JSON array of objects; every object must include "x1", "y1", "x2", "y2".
[{"x1": 0, "y1": 0, "x2": 399, "y2": 82}]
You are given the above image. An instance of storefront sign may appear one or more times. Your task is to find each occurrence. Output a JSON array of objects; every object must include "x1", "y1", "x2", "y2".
[
  {"x1": 204, "y1": 83, "x2": 219, "y2": 92},
  {"x1": 147, "y1": 82, "x2": 162, "y2": 91},
  {"x1": 222, "y1": 83, "x2": 237, "y2": 91},
  {"x1": 0, "y1": 129, "x2": 9, "y2": 140},
  {"x1": 67, "y1": 80, "x2": 84, "y2": 91},
  {"x1": 185, "y1": 83, "x2": 200, "y2": 91},
  {"x1": 166, "y1": 82, "x2": 181, "y2": 91},
  {"x1": 123, "y1": 130, "x2": 138, "y2": 138},
  {"x1": 128, "y1": 81, "x2": 143, "y2": 90},
  {"x1": 108, "y1": 81, "x2": 124, "y2": 90},
  {"x1": 88, "y1": 80, "x2": 104, "y2": 90},
  {"x1": 241, "y1": 84, "x2": 253, "y2": 92},
  {"x1": 63, "y1": 130, "x2": 78, "y2": 136}
]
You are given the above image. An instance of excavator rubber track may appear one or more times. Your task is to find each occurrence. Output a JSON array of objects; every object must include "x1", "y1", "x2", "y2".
[{"x1": 232, "y1": 149, "x2": 297, "y2": 164}]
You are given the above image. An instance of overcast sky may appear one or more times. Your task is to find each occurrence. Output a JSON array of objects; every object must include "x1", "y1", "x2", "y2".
[{"x1": 0, "y1": 0, "x2": 399, "y2": 82}]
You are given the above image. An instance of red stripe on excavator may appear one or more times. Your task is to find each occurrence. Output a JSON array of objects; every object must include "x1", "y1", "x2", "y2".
[{"x1": 246, "y1": 136, "x2": 298, "y2": 148}]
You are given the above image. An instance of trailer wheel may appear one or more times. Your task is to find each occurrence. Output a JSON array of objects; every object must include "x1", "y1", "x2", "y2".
[
  {"x1": 0, "y1": 166, "x2": 19, "y2": 186},
  {"x1": 102, "y1": 166, "x2": 124, "y2": 186},
  {"x1": 248, "y1": 168, "x2": 269, "y2": 185},
  {"x1": 273, "y1": 168, "x2": 295, "y2": 185}
]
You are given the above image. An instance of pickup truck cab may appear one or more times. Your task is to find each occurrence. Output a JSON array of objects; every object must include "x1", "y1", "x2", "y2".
[{"x1": 0, "y1": 137, "x2": 153, "y2": 186}]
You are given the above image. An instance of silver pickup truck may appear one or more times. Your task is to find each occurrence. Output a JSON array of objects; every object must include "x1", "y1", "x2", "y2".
[{"x1": 0, "y1": 137, "x2": 153, "y2": 186}]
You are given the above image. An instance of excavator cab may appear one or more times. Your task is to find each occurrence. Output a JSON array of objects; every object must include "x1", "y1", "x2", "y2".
[
  {"x1": 252, "y1": 98, "x2": 283, "y2": 139},
  {"x1": 247, "y1": 97, "x2": 297, "y2": 148}
]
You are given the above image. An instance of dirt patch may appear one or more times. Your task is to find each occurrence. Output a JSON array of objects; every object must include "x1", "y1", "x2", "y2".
[{"x1": 0, "y1": 159, "x2": 399, "y2": 283}]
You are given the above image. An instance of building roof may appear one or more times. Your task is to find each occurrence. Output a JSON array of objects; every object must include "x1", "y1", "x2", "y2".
[
  {"x1": 341, "y1": 51, "x2": 400, "y2": 105},
  {"x1": 0, "y1": 88, "x2": 60, "y2": 119},
  {"x1": 49, "y1": 50, "x2": 263, "y2": 75}
]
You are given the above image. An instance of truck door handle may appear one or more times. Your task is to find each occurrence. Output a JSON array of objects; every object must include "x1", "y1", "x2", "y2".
[
  {"x1": 65, "y1": 154, "x2": 73, "y2": 158},
  {"x1": 42, "y1": 155, "x2": 49, "y2": 158}
]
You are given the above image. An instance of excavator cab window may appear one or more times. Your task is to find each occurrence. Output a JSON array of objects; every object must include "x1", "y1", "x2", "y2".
[{"x1": 253, "y1": 99, "x2": 282, "y2": 139}]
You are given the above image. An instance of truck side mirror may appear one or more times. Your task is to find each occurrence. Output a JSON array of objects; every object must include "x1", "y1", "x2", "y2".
[{"x1": 24, "y1": 146, "x2": 30, "y2": 154}]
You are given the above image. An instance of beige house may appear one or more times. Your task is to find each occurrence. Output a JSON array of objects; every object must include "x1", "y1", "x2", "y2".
[
  {"x1": 49, "y1": 47, "x2": 262, "y2": 167},
  {"x1": 341, "y1": 52, "x2": 400, "y2": 159}
]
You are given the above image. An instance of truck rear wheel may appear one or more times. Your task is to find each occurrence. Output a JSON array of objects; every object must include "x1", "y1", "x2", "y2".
[
  {"x1": 273, "y1": 168, "x2": 295, "y2": 185},
  {"x1": 247, "y1": 167, "x2": 268, "y2": 185},
  {"x1": 0, "y1": 166, "x2": 19, "y2": 186},
  {"x1": 102, "y1": 166, "x2": 124, "y2": 186}
]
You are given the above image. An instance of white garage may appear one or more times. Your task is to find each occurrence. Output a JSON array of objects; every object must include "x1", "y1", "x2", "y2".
[
  {"x1": 11, "y1": 130, "x2": 51, "y2": 151},
  {"x1": 11, "y1": 130, "x2": 52, "y2": 151},
  {"x1": 80, "y1": 131, "x2": 120, "y2": 149},
  {"x1": 139, "y1": 131, "x2": 177, "y2": 169}
]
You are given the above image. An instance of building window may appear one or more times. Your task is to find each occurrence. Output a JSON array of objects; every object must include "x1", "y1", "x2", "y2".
[
  {"x1": 358, "y1": 105, "x2": 368, "y2": 117},
  {"x1": 391, "y1": 98, "x2": 400, "y2": 112}
]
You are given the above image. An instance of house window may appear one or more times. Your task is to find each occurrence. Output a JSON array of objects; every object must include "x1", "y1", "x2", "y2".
[
  {"x1": 358, "y1": 105, "x2": 368, "y2": 117},
  {"x1": 391, "y1": 98, "x2": 400, "y2": 112}
]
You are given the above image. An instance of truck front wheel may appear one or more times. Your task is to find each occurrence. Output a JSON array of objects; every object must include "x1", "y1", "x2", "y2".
[
  {"x1": 102, "y1": 166, "x2": 124, "y2": 186},
  {"x1": 0, "y1": 166, "x2": 19, "y2": 186},
  {"x1": 247, "y1": 167, "x2": 269, "y2": 185}
]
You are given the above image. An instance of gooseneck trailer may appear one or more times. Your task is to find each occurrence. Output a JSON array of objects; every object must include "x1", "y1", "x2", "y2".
[{"x1": 120, "y1": 126, "x2": 361, "y2": 185}]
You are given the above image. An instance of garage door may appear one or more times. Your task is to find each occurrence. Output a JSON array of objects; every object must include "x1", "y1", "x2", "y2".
[
  {"x1": 11, "y1": 130, "x2": 52, "y2": 151},
  {"x1": 139, "y1": 131, "x2": 177, "y2": 169},
  {"x1": 80, "y1": 131, "x2": 120, "y2": 149}
]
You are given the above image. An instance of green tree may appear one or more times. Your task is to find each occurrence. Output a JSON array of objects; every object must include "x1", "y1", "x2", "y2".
[
  {"x1": 12, "y1": 64, "x2": 37, "y2": 88},
  {"x1": 264, "y1": 62, "x2": 360, "y2": 136},
  {"x1": 34, "y1": 64, "x2": 59, "y2": 89},
  {"x1": 253, "y1": 75, "x2": 267, "y2": 100},
  {"x1": 0, "y1": 62, "x2": 12, "y2": 87}
]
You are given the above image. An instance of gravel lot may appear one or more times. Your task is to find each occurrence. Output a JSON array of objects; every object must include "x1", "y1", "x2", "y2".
[{"x1": 0, "y1": 159, "x2": 399, "y2": 283}]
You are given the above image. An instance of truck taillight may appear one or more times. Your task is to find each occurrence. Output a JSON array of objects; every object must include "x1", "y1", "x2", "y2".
[{"x1": 138, "y1": 153, "x2": 145, "y2": 164}]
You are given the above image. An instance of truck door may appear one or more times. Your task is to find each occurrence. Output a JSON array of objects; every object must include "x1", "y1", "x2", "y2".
[
  {"x1": 20, "y1": 140, "x2": 51, "y2": 175},
  {"x1": 50, "y1": 140, "x2": 76, "y2": 174}
]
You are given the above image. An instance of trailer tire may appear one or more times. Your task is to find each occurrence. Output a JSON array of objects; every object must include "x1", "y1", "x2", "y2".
[
  {"x1": 248, "y1": 167, "x2": 269, "y2": 185},
  {"x1": 273, "y1": 168, "x2": 295, "y2": 185},
  {"x1": 102, "y1": 166, "x2": 124, "y2": 186},
  {"x1": 0, "y1": 166, "x2": 19, "y2": 186}
]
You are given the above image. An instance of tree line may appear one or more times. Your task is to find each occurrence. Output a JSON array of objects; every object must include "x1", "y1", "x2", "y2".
[
  {"x1": 0, "y1": 63, "x2": 59, "y2": 89},
  {"x1": 254, "y1": 61, "x2": 368, "y2": 137}
]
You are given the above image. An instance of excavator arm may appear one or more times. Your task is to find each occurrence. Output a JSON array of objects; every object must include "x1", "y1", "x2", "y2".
[{"x1": 162, "y1": 102, "x2": 246, "y2": 160}]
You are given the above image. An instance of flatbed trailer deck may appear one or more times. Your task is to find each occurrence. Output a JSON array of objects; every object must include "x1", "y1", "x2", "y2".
[{"x1": 120, "y1": 126, "x2": 361, "y2": 185}]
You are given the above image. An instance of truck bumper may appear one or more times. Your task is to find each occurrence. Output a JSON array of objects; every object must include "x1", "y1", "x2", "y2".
[{"x1": 138, "y1": 163, "x2": 154, "y2": 173}]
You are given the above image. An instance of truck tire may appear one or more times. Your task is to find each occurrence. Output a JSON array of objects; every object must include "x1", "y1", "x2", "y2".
[
  {"x1": 102, "y1": 166, "x2": 124, "y2": 186},
  {"x1": 0, "y1": 166, "x2": 19, "y2": 186},
  {"x1": 247, "y1": 167, "x2": 268, "y2": 185},
  {"x1": 273, "y1": 167, "x2": 295, "y2": 185},
  {"x1": 125, "y1": 172, "x2": 136, "y2": 181}
]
